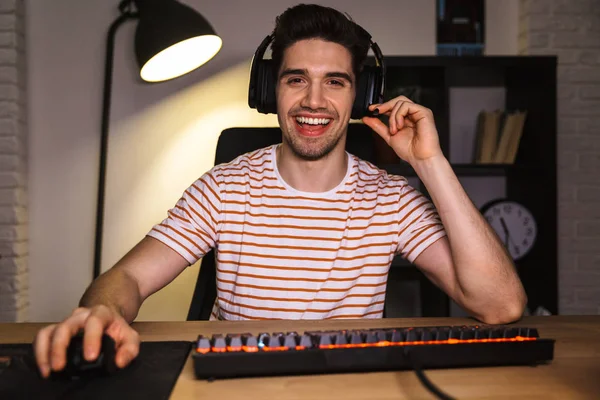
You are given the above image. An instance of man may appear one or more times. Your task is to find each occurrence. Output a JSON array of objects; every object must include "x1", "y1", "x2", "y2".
[{"x1": 34, "y1": 4, "x2": 526, "y2": 378}]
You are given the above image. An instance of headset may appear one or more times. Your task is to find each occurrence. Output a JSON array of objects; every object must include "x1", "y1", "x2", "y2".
[{"x1": 248, "y1": 30, "x2": 386, "y2": 120}]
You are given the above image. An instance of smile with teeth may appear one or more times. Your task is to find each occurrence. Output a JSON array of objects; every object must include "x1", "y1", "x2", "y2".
[{"x1": 295, "y1": 116, "x2": 331, "y2": 126}]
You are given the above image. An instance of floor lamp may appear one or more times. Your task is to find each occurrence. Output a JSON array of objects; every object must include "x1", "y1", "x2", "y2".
[{"x1": 94, "y1": 0, "x2": 222, "y2": 279}]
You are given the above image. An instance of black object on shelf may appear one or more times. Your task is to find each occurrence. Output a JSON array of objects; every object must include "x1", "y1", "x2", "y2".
[{"x1": 436, "y1": 0, "x2": 485, "y2": 56}]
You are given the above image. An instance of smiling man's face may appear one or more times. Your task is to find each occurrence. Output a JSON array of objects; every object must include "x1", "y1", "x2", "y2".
[{"x1": 276, "y1": 38, "x2": 356, "y2": 161}]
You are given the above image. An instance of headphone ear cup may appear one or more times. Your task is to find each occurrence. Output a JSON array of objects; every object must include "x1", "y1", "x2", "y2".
[
  {"x1": 261, "y1": 60, "x2": 277, "y2": 114},
  {"x1": 254, "y1": 60, "x2": 277, "y2": 114},
  {"x1": 248, "y1": 58, "x2": 259, "y2": 110},
  {"x1": 255, "y1": 61, "x2": 267, "y2": 113},
  {"x1": 352, "y1": 65, "x2": 384, "y2": 120}
]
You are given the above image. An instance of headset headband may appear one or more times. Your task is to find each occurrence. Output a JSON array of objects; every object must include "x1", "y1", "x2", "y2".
[{"x1": 248, "y1": 32, "x2": 386, "y2": 118}]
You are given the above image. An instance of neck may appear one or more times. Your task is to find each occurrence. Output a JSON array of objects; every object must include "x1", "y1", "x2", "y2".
[{"x1": 276, "y1": 142, "x2": 348, "y2": 193}]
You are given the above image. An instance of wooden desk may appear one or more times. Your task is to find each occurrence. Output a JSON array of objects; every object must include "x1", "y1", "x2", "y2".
[{"x1": 2, "y1": 316, "x2": 599, "y2": 399}]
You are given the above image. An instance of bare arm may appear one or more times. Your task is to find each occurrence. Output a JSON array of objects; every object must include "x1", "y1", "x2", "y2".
[
  {"x1": 80, "y1": 235, "x2": 190, "y2": 323},
  {"x1": 362, "y1": 97, "x2": 527, "y2": 325},
  {"x1": 413, "y1": 155, "x2": 527, "y2": 324},
  {"x1": 34, "y1": 236, "x2": 190, "y2": 377}
]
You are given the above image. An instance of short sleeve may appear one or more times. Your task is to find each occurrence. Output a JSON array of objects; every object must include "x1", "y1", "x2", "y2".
[
  {"x1": 147, "y1": 171, "x2": 221, "y2": 265},
  {"x1": 395, "y1": 183, "x2": 447, "y2": 263}
]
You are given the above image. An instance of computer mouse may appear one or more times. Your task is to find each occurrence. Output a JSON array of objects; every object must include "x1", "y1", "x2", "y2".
[{"x1": 52, "y1": 331, "x2": 118, "y2": 379}]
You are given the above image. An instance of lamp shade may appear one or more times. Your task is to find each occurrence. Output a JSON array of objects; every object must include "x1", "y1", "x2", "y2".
[{"x1": 133, "y1": 0, "x2": 222, "y2": 82}]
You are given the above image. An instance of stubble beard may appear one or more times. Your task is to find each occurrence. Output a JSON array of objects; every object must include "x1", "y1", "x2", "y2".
[{"x1": 282, "y1": 118, "x2": 345, "y2": 161}]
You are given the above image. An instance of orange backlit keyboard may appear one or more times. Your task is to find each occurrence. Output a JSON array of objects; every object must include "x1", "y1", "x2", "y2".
[{"x1": 192, "y1": 325, "x2": 555, "y2": 379}]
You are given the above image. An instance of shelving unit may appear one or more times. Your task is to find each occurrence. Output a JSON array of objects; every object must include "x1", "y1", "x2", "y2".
[{"x1": 377, "y1": 56, "x2": 558, "y2": 318}]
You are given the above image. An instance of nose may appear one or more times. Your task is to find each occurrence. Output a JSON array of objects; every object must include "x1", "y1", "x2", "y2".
[{"x1": 300, "y1": 83, "x2": 327, "y2": 110}]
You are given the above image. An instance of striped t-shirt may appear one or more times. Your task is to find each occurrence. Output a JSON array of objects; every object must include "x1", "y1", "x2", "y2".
[{"x1": 148, "y1": 144, "x2": 447, "y2": 321}]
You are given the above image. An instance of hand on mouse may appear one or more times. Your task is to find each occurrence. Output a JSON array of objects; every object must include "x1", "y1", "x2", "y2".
[{"x1": 33, "y1": 305, "x2": 140, "y2": 378}]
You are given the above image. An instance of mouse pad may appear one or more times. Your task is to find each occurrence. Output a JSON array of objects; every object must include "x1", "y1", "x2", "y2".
[{"x1": 0, "y1": 341, "x2": 192, "y2": 400}]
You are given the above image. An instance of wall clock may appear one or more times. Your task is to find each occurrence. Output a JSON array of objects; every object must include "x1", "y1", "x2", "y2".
[{"x1": 480, "y1": 199, "x2": 537, "y2": 261}]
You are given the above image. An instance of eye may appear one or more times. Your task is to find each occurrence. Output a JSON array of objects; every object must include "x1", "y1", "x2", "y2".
[
  {"x1": 287, "y1": 77, "x2": 304, "y2": 85},
  {"x1": 328, "y1": 79, "x2": 344, "y2": 86}
]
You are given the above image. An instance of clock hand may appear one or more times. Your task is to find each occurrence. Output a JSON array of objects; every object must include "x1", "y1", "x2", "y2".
[
  {"x1": 500, "y1": 217, "x2": 510, "y2": 246},
  {"x1": 500, "y1": 217, "x2": 520, "y2": 256}
]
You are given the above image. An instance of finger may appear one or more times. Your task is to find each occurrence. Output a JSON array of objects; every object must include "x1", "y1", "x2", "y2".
[
  {"x1": 368, "y1": 103, "x2": 381, "y2": 113},
  {"x1": 70, "y1": 307, "x2": 90, "y2": 318},
  {"x1": 369, "y1": 96, "x2": 414, "y2": 115},
  {"x1": 83, "y1": 305, "x2": 116, "y2": 361},
  {"x1": 33, "y1": 324, "x2": 57, "y2": 378},
  {"x1": 395, "y1": 101, "x2": 413, "y2": 132},
  {"x1": 396, "y1": 100, "x2": 433, "y2": 128},
  {"x1": 389, "y1": 101, "x2": 404, "y2": 135},
  {"x1": 114, "y1": 328, "x2": 141, "y2": 369},
  {"x1": 49, "y1": 311, "x2": 89, "y2": 372},
  {"x1": 369, "y1": 101, "x2": 394, "y2": 115},
  {"x1": 362, "y1": 117, "x2": 391, "y2": 144},
  {"x1": 403, "y1": 118, "x2": 415, "y2": 128}
]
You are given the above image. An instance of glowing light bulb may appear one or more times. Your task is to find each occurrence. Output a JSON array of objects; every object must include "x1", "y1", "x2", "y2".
[{"x1": 140, "y1": 35, "x2": 222, "y2": 82}]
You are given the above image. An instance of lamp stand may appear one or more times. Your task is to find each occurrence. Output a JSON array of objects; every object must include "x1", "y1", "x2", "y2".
[{"x1": 94, "y1": 1, "x2": 138, "y2": 279}]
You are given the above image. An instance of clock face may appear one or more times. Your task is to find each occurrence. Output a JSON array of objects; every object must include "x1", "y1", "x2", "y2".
[{"x1": 482, "y1": 200, "x2": 537, "y2": 260}]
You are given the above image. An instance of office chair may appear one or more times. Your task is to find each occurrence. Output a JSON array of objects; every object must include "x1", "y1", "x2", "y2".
[{"x1": 186, "y1": 125, "x2": 449, "y2": 320}]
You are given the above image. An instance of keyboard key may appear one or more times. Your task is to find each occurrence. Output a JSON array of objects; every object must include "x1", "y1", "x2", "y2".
[
  {"x1": 267, "y1": 335, "x2": 282, "y2": 348},
  {"x1": 243, "y1": 334, "x2": 258, "y2": 348},
  {"x1": 386, "y1": 329, "x2": 397, "y2": 341},
  {"x1": 460, "y1": 326, "x2": 476, "y2": 340},
  {"x1": 490, "y1": 328, "x2": 504, "y2": 339},
  {"x1": 284, "y1": 334, "x2": 298, "y2": 348},
  {"x1": 197, "y1": 336, "x2": 211, "y2": 353},
  {"x1": 449, "y1": 327, "x2": 462, "y2": 339},
  {"x1": 212, "y1": 334, "x2": 227, "y2": 351},
  {"x1": 474, "y1": 328, "x2": 491, "y2": 339},
  {"x1": 392, "y1": 330, "x2": 406, "y2": 342},
  {"x1": 228, "y1": 335, "x2": 243, "y2": 349},
  {"x1": 421, "y1": 329, "x2": 433, "y2": 341},
  {"x1": 299, "y1": 334, "x2": 313, "y2": 348},
  {"x1": 334, "y1": 333, "x2": 348, "y2": 345},
  {"x1": 434, "y1": 327, "x2": 450, "y2": 341},
  {"x1": 319, "y1": 334, "x2": 332, "y2": 347},
  {"x1": 350, "y1": 331, "x2": 363, "y2": 344},
  {"x1": 374, "y1": 330, "x2": 388, "y2": 342},
  {"x1": 258, "y1": 333, "x2": 270, "y2": 348},
  {"x1": 365, "y1": 332, "x2": 378, "y2": 344}
]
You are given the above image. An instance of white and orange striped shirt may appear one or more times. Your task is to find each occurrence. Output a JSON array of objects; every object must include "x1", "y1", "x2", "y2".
[{"x1": 148, "y1": 144, "x2": 446, "y2": 321}]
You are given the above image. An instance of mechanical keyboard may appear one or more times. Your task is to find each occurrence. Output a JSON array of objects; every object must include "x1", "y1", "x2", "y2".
[{"x1": 192, "y1": 324, "x2": 555, "y2": 379}]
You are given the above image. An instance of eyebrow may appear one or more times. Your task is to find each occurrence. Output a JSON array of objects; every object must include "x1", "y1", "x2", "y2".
[{"x1": 279, "y1": 68, "x2": 353, "y2": 84}]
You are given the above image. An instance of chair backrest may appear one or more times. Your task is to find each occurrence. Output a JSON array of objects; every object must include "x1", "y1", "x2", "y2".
[{"x1": 186, "y1": 124, "x2": 376, "y2": 320}]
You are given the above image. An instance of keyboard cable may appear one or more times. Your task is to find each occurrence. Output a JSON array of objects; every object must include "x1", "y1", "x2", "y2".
[{"x1": 403, "y1": 346, "x2": 456, "y2": 400}]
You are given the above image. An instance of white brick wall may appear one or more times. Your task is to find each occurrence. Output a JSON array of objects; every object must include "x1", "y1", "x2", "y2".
[
  {"x1": 0, "y1": 0, "x2": 27, "y2": 322},
  {"x1": 519, "y1": 0, "x2": 600, "y2": 315}
]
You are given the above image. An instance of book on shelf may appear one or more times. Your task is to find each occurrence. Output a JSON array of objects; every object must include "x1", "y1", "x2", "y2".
[{"x1": 473, "y1": 109, "x2": 527, "y2": 164}]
